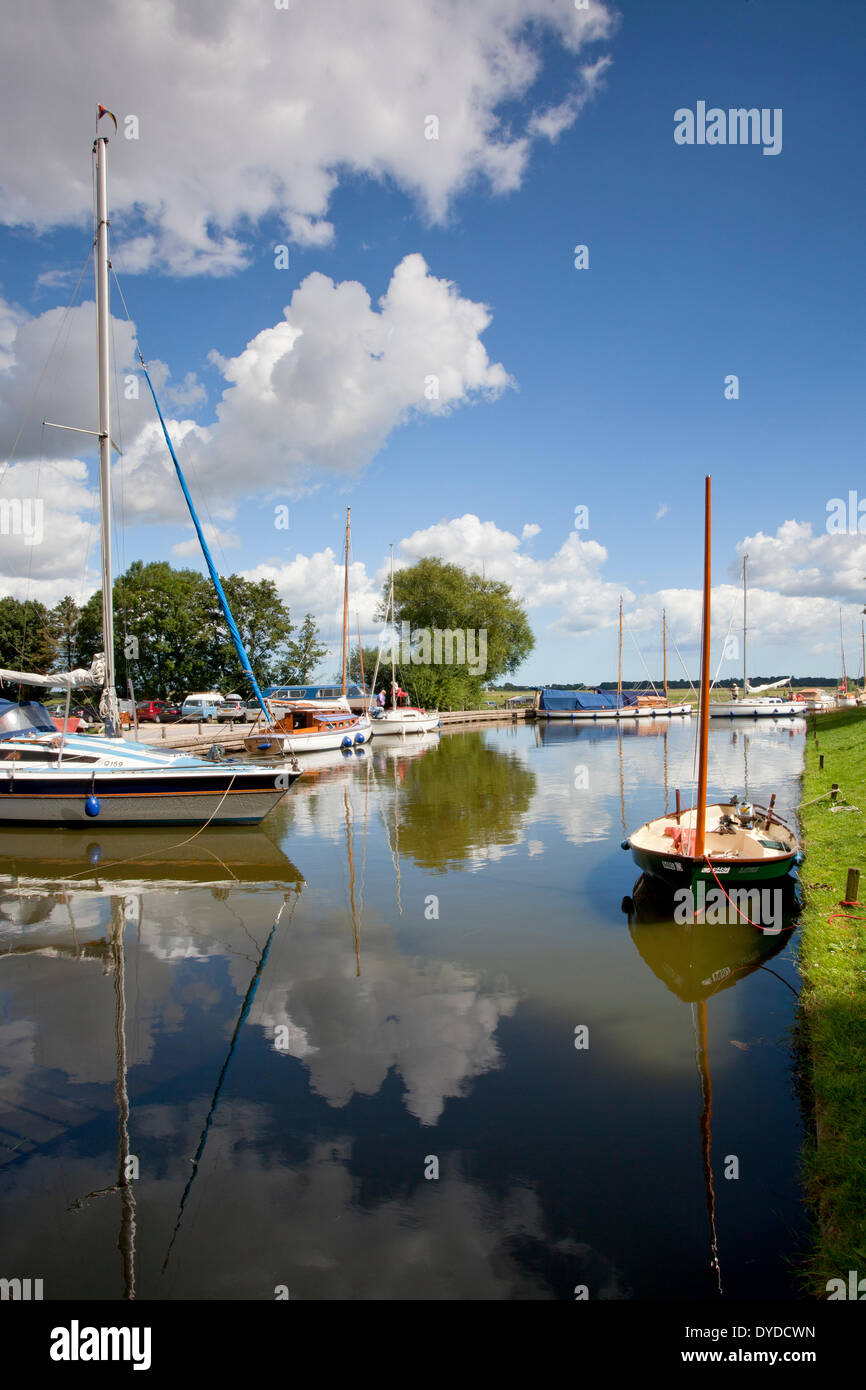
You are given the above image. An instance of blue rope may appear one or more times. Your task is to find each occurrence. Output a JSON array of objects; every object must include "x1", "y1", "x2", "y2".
[{"x1": 139, "y1": 356, "x2": 270, "y2": 722}]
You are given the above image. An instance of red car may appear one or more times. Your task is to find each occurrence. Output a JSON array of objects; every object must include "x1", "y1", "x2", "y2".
[{"x1": 135, "y1": 700, "x2": 181, "y2": 724}]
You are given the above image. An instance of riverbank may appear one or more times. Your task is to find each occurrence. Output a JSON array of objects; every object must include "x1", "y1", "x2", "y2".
[{"x1": 798, "y1": 707, "x2": 866, "y2": 1290}]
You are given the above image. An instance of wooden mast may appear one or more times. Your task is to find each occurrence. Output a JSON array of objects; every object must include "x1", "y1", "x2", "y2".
[
  {"x1": 694, "y1": 476, "x2": 712, "y2": 862},
  {"x1": 840, "y1": 609, "x2": 847, "y2": 695},
  {"x1": 861, "y1": 618, "x2": 865, "y2": 694},
  {"x1": 617, "y1": 595, "x2": 623, "y2": 710},
  {"x1": 662, "y1": 608, "x2": 668, "y2": 700},
  {"x1": 341, "y1": 507, "x2": 350, "y2": 697}
]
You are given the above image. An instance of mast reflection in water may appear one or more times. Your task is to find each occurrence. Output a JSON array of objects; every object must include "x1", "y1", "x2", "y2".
[{"x1": 0, "y1": 721, "x2": 808, "y2": 1299}]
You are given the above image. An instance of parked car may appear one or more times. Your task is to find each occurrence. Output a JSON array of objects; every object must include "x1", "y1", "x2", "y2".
[
  {"x1": 180, "y1": 692, "x2": 225, "y2": 722},
  {"x1": 216, "y1": 694, "x2": 245, "y2": 721},
  {"x1": 136, "y1": 699, "x2": 182, "y2": 724}
]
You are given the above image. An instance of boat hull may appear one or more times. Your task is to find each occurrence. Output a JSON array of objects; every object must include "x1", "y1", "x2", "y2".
[
  {"x1": 625, "y1": 802, "x2": 799, "y2": 889},
  {"x1": 0, "y1": 765, "x2": 295, "y2": 826},
  {"x1": 370, "y1": 709, "x2": 440, "y2": 734},
  {"x1": 628, "y1": 842, "x2": 798, "y2": 888},
  {"x1": 709, "y1": 701, "x2": 800, "y2": 718}
]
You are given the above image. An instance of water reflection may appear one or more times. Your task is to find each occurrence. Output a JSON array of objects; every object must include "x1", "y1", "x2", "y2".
[
  {"x1": 624, "y1": 874, "x2": 800, "y2": 1295},
  {"x1": 0, "y1": 721, "x2": 808, "y2": 1300}
]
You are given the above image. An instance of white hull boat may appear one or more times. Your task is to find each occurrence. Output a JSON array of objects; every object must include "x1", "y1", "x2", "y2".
[
  {"x1": 0, "y1": 123, "x2": 299, "y2": 828},
  {"x1": 0, "y1": 707, "x2": 289, "y2": 826},
  {"x1": 370, "y1": 707, "x2": 440, "y2": 734},
  {"x1": 709, "y1": 699, "x2": 800, "y2": 718},
  {"x1": 245, "y1": 703, "x2": 373, "y2": 756}
]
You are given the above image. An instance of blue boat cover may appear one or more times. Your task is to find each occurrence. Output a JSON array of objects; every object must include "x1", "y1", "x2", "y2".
[{"x1": 539, "y1": 689, "x2": 638, "y2": 712}]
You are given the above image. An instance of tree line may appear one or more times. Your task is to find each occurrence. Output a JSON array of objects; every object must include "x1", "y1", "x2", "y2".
[
  {"x1": 1, "y1": 555, "x2": 536, "y2": 708},
  {"x1": 0, "y1": 560, "x2": 328, "y2": 700}
]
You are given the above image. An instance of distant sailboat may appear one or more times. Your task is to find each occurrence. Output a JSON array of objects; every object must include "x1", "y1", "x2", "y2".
[
  {"x1": 709, "y1": 555, "x2": 798, "y2": 718},
  {"x1": 243, "y1": 508, "x2": 373, "y2": 755},
  {"x1": 370, "y1": 547, "x2": 440, "y2": 734}
]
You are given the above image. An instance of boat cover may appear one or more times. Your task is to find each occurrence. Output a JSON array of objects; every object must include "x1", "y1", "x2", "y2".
[{"x1": 539, "y1": 689, "x2": 638, "y2": 711}]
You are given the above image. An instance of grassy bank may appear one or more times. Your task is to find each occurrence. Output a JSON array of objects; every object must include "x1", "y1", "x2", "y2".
[{"x1": 798, "y1": 707, "x2": 866, "y2": 1289}]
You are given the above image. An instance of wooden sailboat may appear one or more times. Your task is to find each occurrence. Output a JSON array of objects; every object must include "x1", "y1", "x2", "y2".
[{"x1": 623, "y1": 477, "x2": 800, "y2": 889}]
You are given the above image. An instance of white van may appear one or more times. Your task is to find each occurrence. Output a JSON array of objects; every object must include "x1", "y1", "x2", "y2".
[{"x1": 180, "y1": 691, "x2": 224, "y2": 722}]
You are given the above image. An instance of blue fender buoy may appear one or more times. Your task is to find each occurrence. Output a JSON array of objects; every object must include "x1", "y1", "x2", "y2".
[
  {"x1": 341, "y1": 735, "x2": 353, "y2": 748},
  {"x1": 85, "y1": 794, "x2": 100, "y2": 818},
  {"x1": 87, "y1": 843, "x2": 102, "y2": 865},
  {"x1": 354, "y1": 732, "x2": 365, "y2": 744}
]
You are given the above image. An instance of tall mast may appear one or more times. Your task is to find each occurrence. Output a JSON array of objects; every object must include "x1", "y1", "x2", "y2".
[
  {"x1": 617, "y1": 596, "x2": 623, "y2": 707},
  {"x1": 840, "y1": 609, "x2": 847, "y2": 693},
  {"x1": 742, "y1": 552, "x2": 748, "y2": 694},
  {"x1": 694, "y1": 476, "x2": 712, "y2": 862},
  {"x1": 662, "y1": 608, "x2": 668, "y2": 699},
  {"x1": 341, "y1": 507, "x2": 350, "y2": 696},
  {"x1": 390, "y1": 544, "x2": 396, "y2": 710},
  {"x1": 94, "y1": 135, "x2": 117, "y2": 734},
  {"x1": 356, "y1": 611, "x2": 367, "y2": 711},
  {"x1": 862, "y1": 618, "x2": 865, "y2": 694}
]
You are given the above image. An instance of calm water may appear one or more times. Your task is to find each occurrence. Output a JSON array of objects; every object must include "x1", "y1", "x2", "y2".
[{"x1": 0, "y1": 718, "x2": 810, "y2": 1300}]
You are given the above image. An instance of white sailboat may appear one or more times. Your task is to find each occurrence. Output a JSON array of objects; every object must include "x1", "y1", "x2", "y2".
[
  {"x1": 369, "y1": 547, "x2": 440, "y2": 735},
  {"x1": 709, "y1": 555, "x2": 799, "y2": 717},
  {"x1": 242, "y1": 507, "x2": 373, "y2": 756},
  {"x1": 0, "y1": 113, "x2": 299, "y2": 825}
]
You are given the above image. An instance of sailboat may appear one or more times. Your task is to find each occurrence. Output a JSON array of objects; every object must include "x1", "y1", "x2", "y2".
[
  {"x1": 658, "y1": 609, "x2": 692, "y2": 716},
  {"x1": 242, "y1": 508, "x2": 373, "y2": 756},
  {"x1": 0, "y1": 113, "x2": 299, "y2": 825},
  {"x1": 709, "y1": 555, "x2": 798, "y2": 717},
  {"x1": 623, "y1": 478, "x2": 801, "y2": 889},
  {"x1": 369, "y1": 547, "x2": 440, "y2": 734}
]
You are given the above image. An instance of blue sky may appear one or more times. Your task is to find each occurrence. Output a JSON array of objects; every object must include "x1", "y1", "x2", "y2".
[{"x1": 1, "y1": 0, "x2": 864, "y2": 685}]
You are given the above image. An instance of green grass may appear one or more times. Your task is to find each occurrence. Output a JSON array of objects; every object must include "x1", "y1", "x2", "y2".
[{"x1": 798, "y1": 708, "x2": 866, "y2": 1290}]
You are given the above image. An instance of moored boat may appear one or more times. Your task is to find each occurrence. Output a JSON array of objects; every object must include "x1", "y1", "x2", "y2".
[
  {"x1": 622, "y1": 477, "x2": 801, "y2": 891},
  {"x1": 0, "y1": 117, "x2": 300, "y2": 827}
]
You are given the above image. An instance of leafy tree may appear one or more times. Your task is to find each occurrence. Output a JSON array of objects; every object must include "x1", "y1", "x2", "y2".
[
  {"x1": 0, "y1": 596, "x2": 57, "y2": 698},
  {"x1": 347, "y1": 643, "x2": 380, "y2": 688},
  {"x1": 213, "y1": 575, "x2": 295, "y2": 692},
  {"x1": 378, "y1": 558, "x2": 534, "y2": 707},
  {"x1": 78, "y1": 561, "x2": 216, "y2": 698},
  {"x1": 50, "y1": 596, "x2": 81, "y2": 670},
  {"x1": 287, "y1": 613, "x2": 329, "y2": 683}
]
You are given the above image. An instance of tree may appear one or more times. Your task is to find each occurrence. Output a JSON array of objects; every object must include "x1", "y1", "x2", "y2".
[
  {"x1": 287, "y1": 613, "x2": 329, "y2": 683},
  {"x1": 66, "y1": 562, "x2": 327, "y2": 698},
  {"x1": 379, "y1": 557, "x2": 534, "y2": 707},
  {"x1": 214, "y1": 575, "x2": 295, "y2": 692},
  {"x1": 50, "y1": 596, "x2": 81, "y2": 670},
  {"x1": 347, "y1": 643, "x2": 380, "y2": 688},
  {"x1": 0, "y1": 596, "x2": 57, "y2": 698},
  {"x1": 78, "y1": 561, "x2": 216, "y2": 697}
]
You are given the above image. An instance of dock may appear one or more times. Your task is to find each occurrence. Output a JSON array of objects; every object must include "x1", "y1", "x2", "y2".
[{"x1": 127, "y1": 706, "x2": 531, "y2": 755}]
